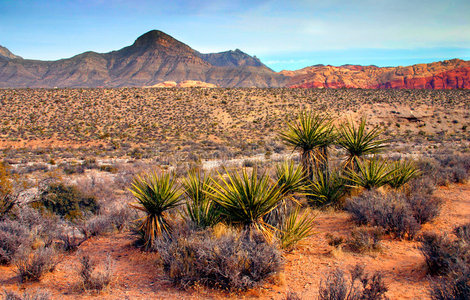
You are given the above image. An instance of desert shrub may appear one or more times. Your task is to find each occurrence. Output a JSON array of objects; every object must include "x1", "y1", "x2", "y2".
[
  {"x1": 406, "y1": 177, "x2": 436, "y2": 198},
  {"x1": 80, "y1": 215, "x2": 113, "y2": 238},
  {"x1": 406, "y1": 194, "x2": 442, "y2": 225},
  {"x1": 108, "y1": 206, "x2": 135, "y2": 233},
  {"x1": 345, "y1": 190, "x2": 420, "y2": 239},
  {"x1": 419, "y1": 233, "x2": 468, "y2": 276},
  {"x1": 79, "y1": 254, "x2": 114, "y2": 291},
  {"x1": 318, "y1": 265, "x2": 388, "y2": 300},
  {"x1": 0, "y1": 220, "x2": 31, "y2": 265},
  {"x1": 347, "y1": 227, "x2": 383, "y2": 253},
  {"x1": 454, "y1": 223, "x2": 470, "y2": 243},
  {"x1": 0, "y1": 194, "x2": 16, "y2": 220},
  {"x1": 417, "y1": 154, "x2": 470, "y2": 186},
  {"x1": 13, "y1": 206, "x2": 62, "y2": 247},
  {"x1": 61, "y1": 163, "x2": 85, "y2": 175},
  {"x1": 285, "y1": 291, "x2": 301, "y2": 300},
  {"x1": 154, "y1": 226, "x2": 283, "y2": 291},
  {"x1": 2, "y1": 289, "x2": 51, "y2": 300},
  {"x1": 34, "y1": 183, "x2": 99, "y2": 220},
  {"x1": 430, "y1": 267, "x2": 470, "y2": 300},
  {"x1": 58, "y1": 230, "x2": 87, "y2": 252},
  {"x1": 0, "y1": 162, "x2": 13, "y2": 197},
  {"x1": 422, "y1": 225, "x2": 470, "y2": 299},
  {"x1": 15, "y1": 247, "x2": 58, "y2": 282}
]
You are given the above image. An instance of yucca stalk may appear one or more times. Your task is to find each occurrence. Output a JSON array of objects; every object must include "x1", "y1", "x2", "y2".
[
  {"x1": 388, "y1": 160, "x2": 421, "y2": 189},
  {"x1": 337, "y1": 118, "x2": 388, "y2": 169},
  {"x1": 275, "y1": 160, "x2": 307, "y2": 197},
  {"x1": 207, "y1": 168, "x2": 283, "y2": 241},
  {"x1": 279, "y1": 207, "x2": 315, "y2": 250},
  {"x1": 345, "y1": 156, "x2": 395, "y2": 190},
  {"x1": 129, "y1": 172, "x2": 182, "y2": 247},
  {"x1": 307, "y1": 168, "x2": 346, "y2": 207},
  {"x1": 280, "y1": 111, "x2": 335, "y2": 181},
  {"x1": 182, "y1": 171, "x2": 219, "y2": 228}
]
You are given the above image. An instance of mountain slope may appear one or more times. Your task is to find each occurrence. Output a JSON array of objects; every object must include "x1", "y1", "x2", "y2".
[
  {"x1": 283, "y1": 59, "x2": 470, "y2": 89},
  {"x1": 0, "y1": 30, "x2": 286, "y2": 88},
  {"x1": 0, "y1": 45, "x2": 22, "y2": 60}
]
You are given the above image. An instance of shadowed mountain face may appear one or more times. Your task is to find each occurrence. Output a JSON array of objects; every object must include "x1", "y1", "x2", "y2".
[{"x1": 0, "y1": 30, "x2": 287, "y2": 88}]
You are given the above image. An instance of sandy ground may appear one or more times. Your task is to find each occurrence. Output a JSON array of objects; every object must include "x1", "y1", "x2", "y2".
[{"x1": 1, "y1": 182, "x2": 469, "y2": 299}]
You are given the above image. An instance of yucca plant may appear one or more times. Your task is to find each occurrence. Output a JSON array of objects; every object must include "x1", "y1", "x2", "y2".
[
  {"x1": 307, "y1": 169, "x2": 346, "y2": 207},
  {"x1": 207, "y1": 168, "x2": 283, "y2": 240},
  {"x1": 280, "y1": 111, "x2": 335, "y2": 181},
  {"x1": 279, "y1": 207, "x2": 316, "y2": 250},
  {"x1": 387, "y1": 160, "x2": 422, "y2": 189},
  {"x1": 182, "y1": 171, "x2": 219, "y2": 228},
  {"x1": 345, "y1": 157, "x2": 395, "y2": 190},
  {"x1": 129, "y1": 172, "x2": 182, "y2": 247},
  {"x1": 275, "y1": 160, "x2": 307, "y2": 196},
  {"x1": 337, "y1": 118, "x2": 388, "y2": 169}
]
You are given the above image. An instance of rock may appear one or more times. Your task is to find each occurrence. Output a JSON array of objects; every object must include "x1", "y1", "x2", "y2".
[{"x1": 286, "y1": 59, "x2": 470, "y2": 89}]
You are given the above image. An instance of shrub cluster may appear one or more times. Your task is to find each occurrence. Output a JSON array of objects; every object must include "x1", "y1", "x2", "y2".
[
  {"x1": 420, "y1": 223, "x2": 470, "y2": 300},
  {"x1": 15, "y1": 247, "x2": 58, "y2": 283},
  {"x1": 34, "y1": 182, "x2": 99, "y2": 220},
  {"x1": 2, "y1": 289, "x2": 51, "y2": 300},
  {"x1": 318, "y1": 264, "x2": 388, "y2": 300},
  {"x1": 154, "y1": 225, "x2": 283, "y2": 291},
  {"x1": 417, "y1": 154, "x2": 470, "y2": 186},
  {"x1": 79, "y1": 254, "x2": 114, "y2": 291},
  {"x1": 346, "y1": 190, "x2": 420, "y2": 239}
]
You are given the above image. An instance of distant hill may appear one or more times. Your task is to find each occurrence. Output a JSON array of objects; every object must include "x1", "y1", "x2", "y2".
[
  {"x1": 282, "y1": 59, "x2": 470, "y2": 89},
  {"x1": 0, "y1": 31, "x2": 468, "y2": 89},
  {"x1": 0, "y1": 30, "x2": 286, "y2": 88}
]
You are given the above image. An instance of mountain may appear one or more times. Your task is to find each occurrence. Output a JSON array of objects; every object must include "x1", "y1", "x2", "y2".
[
  {"x1": 0, "y1": 46, "x2": 22, "y2": 60},
  {"x1": 0, "y1": 30, "x2": 286, "y2": 88},
  {"x1": 283, "y1": 59, "x2": 470, "y2": 89},
  {"x1": 1, "y1": 31, "x2": 468, "y2": 89}
]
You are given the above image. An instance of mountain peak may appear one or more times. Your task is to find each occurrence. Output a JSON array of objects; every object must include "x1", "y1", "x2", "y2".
[{"x1": 132, "y1": 30, "x2": 180, "y2": 48}]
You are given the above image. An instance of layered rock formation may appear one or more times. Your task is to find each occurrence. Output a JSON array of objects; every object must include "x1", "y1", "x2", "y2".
[
  {"x1": 0, "y1": 30, "x2": 286, "y2": 88},
  {"x1": 284, "y1": 59, "x2": 470, "y2": 89}
]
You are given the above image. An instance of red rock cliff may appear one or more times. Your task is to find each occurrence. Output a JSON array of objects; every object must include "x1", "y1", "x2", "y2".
[{"x1": 284, "y1": 59, "x2": 470, "y2": 89}]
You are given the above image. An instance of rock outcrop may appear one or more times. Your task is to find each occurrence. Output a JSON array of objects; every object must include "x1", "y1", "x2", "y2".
[{"x1": 285, "y1": 59, "x2": 470, "y2": 89}]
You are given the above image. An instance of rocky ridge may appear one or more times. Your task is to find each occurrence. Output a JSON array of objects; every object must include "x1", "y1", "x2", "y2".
[{"x1": 284, "y1": 59, "x2": 470, "y2": 89}]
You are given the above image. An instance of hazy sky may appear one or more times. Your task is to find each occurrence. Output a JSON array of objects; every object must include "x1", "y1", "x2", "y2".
[{"x1": 1, "y1": 0, "x2": 469, "y2": 71}]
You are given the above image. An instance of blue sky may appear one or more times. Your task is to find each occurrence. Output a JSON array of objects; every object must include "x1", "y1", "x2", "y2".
[{"x1": 1, "y1": 0, "x2": 469, "y2": 71}]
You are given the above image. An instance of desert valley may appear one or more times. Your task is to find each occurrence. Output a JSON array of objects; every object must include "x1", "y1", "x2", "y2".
[{"x1": 0, "y1": 26, "x2": 470, "y2": 300}]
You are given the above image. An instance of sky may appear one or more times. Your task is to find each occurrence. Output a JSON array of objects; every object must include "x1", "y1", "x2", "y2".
[{"x1": 1, "y1": 0, "x2": 469, "y2": 71}]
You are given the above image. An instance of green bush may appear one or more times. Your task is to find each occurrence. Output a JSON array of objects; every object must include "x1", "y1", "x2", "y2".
[{"x1": 34, "y1": 183, "x2": 99, "y2": 220}]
